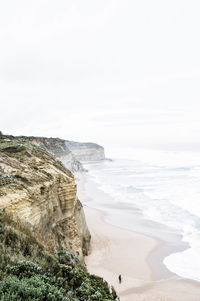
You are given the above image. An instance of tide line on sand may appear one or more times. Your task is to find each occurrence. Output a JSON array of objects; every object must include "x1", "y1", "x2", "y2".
[{"x1": 82, "y1": 203, "x2": 200, "y2": 301}]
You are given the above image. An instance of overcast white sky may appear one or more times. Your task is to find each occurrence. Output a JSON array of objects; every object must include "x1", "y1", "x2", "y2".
[{"x1": 1, "y1": 0, "x2": 200, "y2": 152}]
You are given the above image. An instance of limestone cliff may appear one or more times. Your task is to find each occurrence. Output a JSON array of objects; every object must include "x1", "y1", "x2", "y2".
[
  {"x1": 65, "y1": 141, "x2": 105, "y2": 161},
  {"x1": 0, "y1": 138, "x2": 90, "y2": 260}
]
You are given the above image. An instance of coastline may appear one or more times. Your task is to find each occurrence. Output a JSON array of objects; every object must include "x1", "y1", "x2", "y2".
[{"x1": 76, "y1": 172, "x2": 200, "y2": 300}]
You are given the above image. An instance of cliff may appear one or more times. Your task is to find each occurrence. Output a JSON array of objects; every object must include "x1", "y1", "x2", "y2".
[
  {"x1": 0, "y1": 137, "x2": 90, "y2": 260},
  {"x1": 0, "y1": 134, "x2": 119, "y2": 300},
  {"x1": 66, "y1": 141, "x2": 105, "y2": 162},
  {"x1": 24, "y1": 137, "x2": 106, "y2": 164},
  {"x1": 14, "y1": 136, "x2": 84, "y2": 173},
  {"x1": 1, "y1": 135, "x2": 105, "y2": 172}
]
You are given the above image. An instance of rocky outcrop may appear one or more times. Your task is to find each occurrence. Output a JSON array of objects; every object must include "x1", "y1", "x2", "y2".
[
  {"x1": 59, "y1": 151, "x2": 83, "y2": 173},
  {"x1": 0, "y1": 139, "x2": 90, "y2": 260},
  {"x1": 65, "y1": 141, "x2": 105, "y2": 161}
]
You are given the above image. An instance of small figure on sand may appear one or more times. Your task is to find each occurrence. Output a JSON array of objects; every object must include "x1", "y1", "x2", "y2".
[{"x1": 118, "y1": 274, "x2": 122, "y2": 284}]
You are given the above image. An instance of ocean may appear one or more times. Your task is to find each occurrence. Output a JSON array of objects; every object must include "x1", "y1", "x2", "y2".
[{"x1": 82, "y1": 149, "x2": 200, "y2": 282}]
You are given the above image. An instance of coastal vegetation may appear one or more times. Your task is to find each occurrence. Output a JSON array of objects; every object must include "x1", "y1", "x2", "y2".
[{"x1": 0, "y1": 210, "x2": 118, "y2": 300}]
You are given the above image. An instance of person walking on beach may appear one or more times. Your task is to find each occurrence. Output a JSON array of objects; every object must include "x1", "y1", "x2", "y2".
[{"x1": 118, "y1": 274, "x2": 122, "y2": 284}]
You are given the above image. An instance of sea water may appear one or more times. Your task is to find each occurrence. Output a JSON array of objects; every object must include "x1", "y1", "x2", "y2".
[{"x1": 83, "y1": 149, "x2": 200, "y2": 282}]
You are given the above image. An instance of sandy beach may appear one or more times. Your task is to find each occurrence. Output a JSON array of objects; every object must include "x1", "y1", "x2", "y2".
[
  {"x1": 84, "y1": 206, "x2": 200, "y2": 301},
  {"x1": 77, "y1": 173, "x2": 200, "y2": 301}
]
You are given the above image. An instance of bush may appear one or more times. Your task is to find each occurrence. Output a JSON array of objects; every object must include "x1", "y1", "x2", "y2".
[
  {"x1": 6, "y1": 261, "x2": 42, "y2": 279},
  {"x1": 0, "y1": 258, "x2": 118, "y2": 301},
  {"x1": 0, "y1": 275, "x2": 69, "y2": 301},
  {"x1": 58, "y1": 250, "x2": 72, "y2": 264}
]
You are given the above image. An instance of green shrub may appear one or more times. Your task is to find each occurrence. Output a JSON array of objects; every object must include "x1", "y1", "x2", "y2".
[
  {"x1": 6, "y1": 261, "x2": 42, "y2": 279},
  {"x1": 0, "y1": 275, "x2": 69, "y2": 301},
  {"x1": 58, "y1": 250, "x2": 72, "y2": 263}
]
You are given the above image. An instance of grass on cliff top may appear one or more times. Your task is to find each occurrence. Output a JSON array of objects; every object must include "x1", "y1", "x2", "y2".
[
  {"x1": 0, "y1": 210, "x2": 119, "y2": 301},
  {"x1": 0, "y1": 138, "x2": 72, "y2": 177}
]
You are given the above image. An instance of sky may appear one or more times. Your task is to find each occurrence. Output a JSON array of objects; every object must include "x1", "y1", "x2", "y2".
[{"x1": 1, "y1": 0, "x2": 200, "y2": 153}]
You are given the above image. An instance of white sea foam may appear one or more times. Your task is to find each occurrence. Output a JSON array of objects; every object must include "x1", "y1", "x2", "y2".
[{"x1": 84, "y1": 149, "x2": 200, "y2": 281}]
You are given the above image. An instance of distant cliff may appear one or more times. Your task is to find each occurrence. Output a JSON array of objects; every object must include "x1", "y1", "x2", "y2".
[{"x1": 66, "y1": 141, "x2": 105, "y2": 162}]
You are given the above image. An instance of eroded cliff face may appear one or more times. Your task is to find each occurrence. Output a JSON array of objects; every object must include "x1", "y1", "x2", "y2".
[
  {"x1": 65, "y1": 141, "x2": 105, "y2": 161},
  {"x1": 16, "y1": 136, "x2": 85, "y2": 172},
  {"x1": 0, "y1": 139, "x2": 90, "y2": 260}
]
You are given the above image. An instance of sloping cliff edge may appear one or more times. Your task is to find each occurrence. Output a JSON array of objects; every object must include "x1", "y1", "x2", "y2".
[{"x1": 1, "y1": 134, "x2": 105, "y2": 172}]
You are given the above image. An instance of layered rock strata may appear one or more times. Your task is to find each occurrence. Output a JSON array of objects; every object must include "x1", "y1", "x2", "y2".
[
  {"x1": 65, "y1": 141, "x2": 105, "y2": 161},
  {"x1": 0, "y1": 139, "x2": 90, "y2": 260}
]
